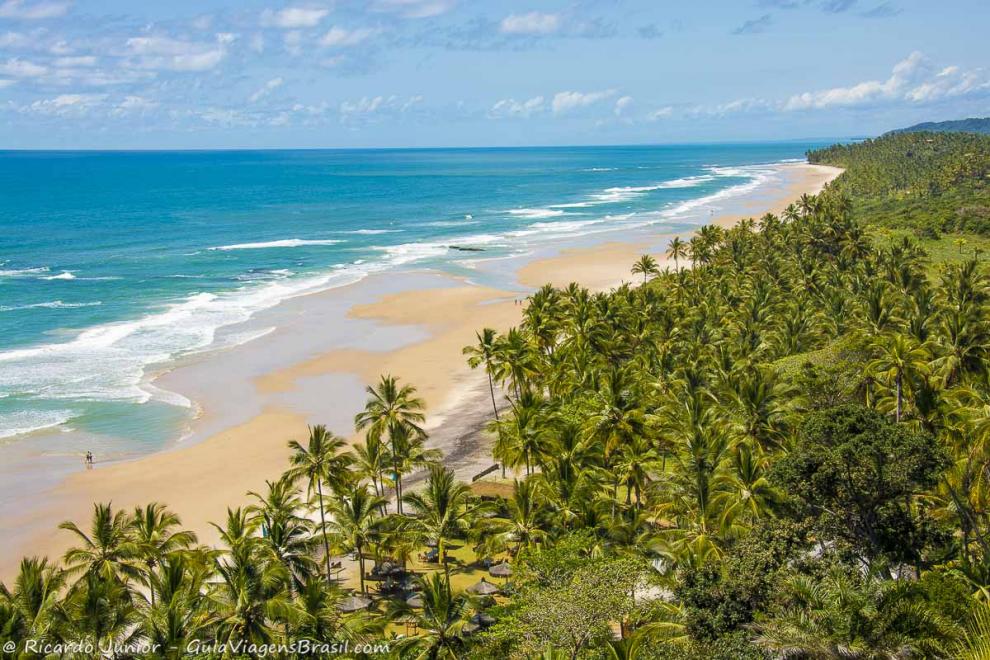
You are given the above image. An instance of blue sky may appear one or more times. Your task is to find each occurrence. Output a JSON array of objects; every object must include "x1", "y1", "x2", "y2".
[{"x1": 0, "y1": 0, "x2": 987, "y2": 148}]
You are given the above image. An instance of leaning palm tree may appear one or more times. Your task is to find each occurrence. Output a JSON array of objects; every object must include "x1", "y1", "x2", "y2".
[
  {"x1": 59, "y1": 503, "x2": 141, "y2": 584},
  {"x1": 129, "y1": 503, "x2": 197, "y2": 605},
  {"x1": 285, "y1": 425, "x2": 353, "y2": 582},
  {"x1": 464, "y1": 328, "x2": 504, "y2": 422},
  {"x1": 355, "y1": 375, "x2": 426, "y2": 515},
  {"x1": 402, "y1": 464, "x2": 482, "y2": 578},
  {"x1": 630, "y1": 254, "x2": 660, "y2": 284},
  {"x1": 324, "y1": 484, "x2": 385, "y2": 594},
  {"x1": 392, "y1": 573, "x2": 469, "y2": 660}
]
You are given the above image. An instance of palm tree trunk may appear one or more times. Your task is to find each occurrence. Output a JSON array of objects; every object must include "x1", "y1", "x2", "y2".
[
  {"x1": 896, "y1": 373, "x2": 902, "y2": 422},
  {"x1": 358, "y1": 551, "x2": 366, "y2": 593},
  {"x1": 487, "y1": 371, "x2": 499, "y2": 421},
  {"x1": 317, "y1": 481, "x2": 332, "y2": 583}
]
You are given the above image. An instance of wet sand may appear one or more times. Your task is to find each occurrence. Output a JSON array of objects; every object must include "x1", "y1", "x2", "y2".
[{"x1": 0, "y1": 162, "x2": 840, "y2": 578}]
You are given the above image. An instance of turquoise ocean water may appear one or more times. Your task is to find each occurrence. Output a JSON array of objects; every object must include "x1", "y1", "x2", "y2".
[{"x1": 0, "y1": 142, "x2": 832, "y2": 450}]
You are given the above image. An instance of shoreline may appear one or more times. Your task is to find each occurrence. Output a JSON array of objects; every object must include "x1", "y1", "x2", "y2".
[{"x1": 0, "y1": 162, "x2": 841, "y2": 578}]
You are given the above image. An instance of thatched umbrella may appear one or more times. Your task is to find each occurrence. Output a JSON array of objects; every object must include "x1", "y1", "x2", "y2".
[
  {"x1": 338, "y1": 595, "x2": 372, "y2": 613},
  {"x1": 405, "y1": 593, "x2": 424, "y2": 609},
  {"x1": 466, "y1": 577, "x2": 500, "y2": 596},
  {"x1": 471, "y1": 612, "x2": 496, "y2": 627},
  {"x1": 489, "y1": 562, "x2": 512, "y2": 579}
]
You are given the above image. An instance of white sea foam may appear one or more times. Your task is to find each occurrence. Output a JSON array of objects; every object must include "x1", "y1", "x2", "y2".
[
  {"x1": 0, "y1": 409, "x2": 76, "y2": 440},
  {"x1": 346, "y1": 229, "x2": 403, "y2": 235},
  {"x1": 208, "y1": 239, "x2": 343, "y2": 251},
  {"x1": 507, "y1": 208, "x2": 567, "y2": 219},
  {"x1": 42, "y1": 271, "x2": 76, "y2": 281},
  {"x1": 425, "y1": 220, "x2": 480, "y2": 227},
  {"x1": 0, "y1": 266, "x2": 49, "y2": 278},
  {"x1": 0, "y1": 301, "x2": 101, "y2": 312}
]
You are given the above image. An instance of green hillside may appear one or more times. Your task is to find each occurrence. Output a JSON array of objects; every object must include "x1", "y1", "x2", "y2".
[{"x1": 892, "y1": 117, "x2": 990, "y2": 135}]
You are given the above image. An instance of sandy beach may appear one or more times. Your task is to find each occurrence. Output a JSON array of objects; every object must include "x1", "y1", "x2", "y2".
[{"x1": 0, "y1": 162, "x2": 840, "y2": 579}]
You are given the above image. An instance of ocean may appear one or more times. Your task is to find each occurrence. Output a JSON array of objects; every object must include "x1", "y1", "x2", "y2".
[{"x1": 0, "y1": 142, "x2": 832, "y2": 450}]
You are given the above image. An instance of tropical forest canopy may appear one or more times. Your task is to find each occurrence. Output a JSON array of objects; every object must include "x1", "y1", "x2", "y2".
[{"x1": 4, "y1": 135, "x2": 990, "y2": 658}]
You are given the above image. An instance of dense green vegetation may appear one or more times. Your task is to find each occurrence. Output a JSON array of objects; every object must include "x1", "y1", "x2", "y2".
[
  {"x1": 892, "y1": 117, "x2": 990, "y2": 136},
  {"x1": 808, "y1": 131, "x2": 990, "y2": 237},
  {"x1": 5, "y1": 138, "x2": 990, "y2": 658}
]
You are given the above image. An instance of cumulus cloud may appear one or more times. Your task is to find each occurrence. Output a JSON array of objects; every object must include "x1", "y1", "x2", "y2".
[
  {"x1": 370, "y1": 0, "x2": 456, "y2": 19},
  {"x1": 126, "y1": 34, "x2": 228, "y2": 72},
  {"x1": 489, "y1": 95, "x2": 544, "y2": 118},
  {"x1": 249, "y1": 77, "x2": 283, "y2": 103},
  {"x1": 0, "y1": 78, "x2": 15, "y2": 88},
  {"x1": 260, "y1": 6, "x2": 329, "y2": 29},
  {"x1": 27, "y1": 93, "x2": 105, "y2": 115},
  {"x1": 648, "y1": 106, "x2": 674, "y2": 121},
  {"x1": 54, "y1": 55, "x2": 96, "y2": 67},
  {"x1": 551, "y1": 89, "x2": 615, "y2": 114},
  {"x1": 320, "y1": 26, "x2": 379, "y2": 47},
  {"x1": 0, "y1": 0, "x2": 70, "y2": 20},
  {"x1": 783, "y1": 51, "x2": 988, "y2": 110},
  {"x1": 613, "y1": 95, "x2": 633, "y2": 116},
  {"x1": 0, "y1": 58, "x2": 47, "y2": 77},
  {"x1": 499, "y1": 12, "x2": 560, "y2": 35},
  {"x1": 111, "y1": 95, "x2": 158, "y2": 116},
  {"x1": 860, "y1": 2, "x2": 901, "y2": 18}
]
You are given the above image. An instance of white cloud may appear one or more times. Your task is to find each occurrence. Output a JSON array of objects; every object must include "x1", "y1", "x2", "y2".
[
  {"x1": 54, "y1": 55, "x2": 96, "y2": 67},
  {"x1": 0, "y1": 31, "x2": 30, "y2": 48},
  {"x1": 613, "y1": 95, "x2": 633, "y2": 116},
  {"x1": 28, "y1": 93, "x2": 105, "y2": 116},
  {"x1": 260, "y1": 6, "x2": 329, "y2": 29},
  {"x1": 126, "y1": 35, "x2": 227, "y2": 72},
  {"x1": 489, "y1": 95, "x2": 544, "y2": 118},
  {"x1": 0, "y1": 79, "x2": 15, "y2": 88},
  {"x1": 648, "y1": 106, "x2": 673, "y2": 120},
  {"x1": 551, "y1": 89, "x2": 615, "y2": 114},
  {"x1": 111, "y1": 95, "x2": 158, "y2": 116},
  {"x1": 320, "y1": 26, "x2": 378, "y2": 47},
  {"x1": 0, "y1": 58, "x2": 47, "y2": 77},
  {"x1": 249, "y1": 76, "x2": 283, "y2": 103},
  {"x1": 783, "y1": 51, "x2": 988, "y2": 111},
  {"x1": 370, "y1": 0, "x2": 456, "y2": 19},
  {"x1": 338, "y1": 94, "x2": 422, "y2": 122},
  {"x1": 0, "y1": 0, "x2": 70, "y2": 20},
  {"x1": 282, "y1": 31, "x2": 303, "y2": 55},
  {"x1": 500, "y1": 11, "x2": 560, "y2": 35}
]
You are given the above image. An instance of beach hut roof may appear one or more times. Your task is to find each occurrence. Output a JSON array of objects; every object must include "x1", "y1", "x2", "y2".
[
  {"x1": 467, "y1": 577, "x2": 500, "y2": 595},
  {"x1": 406, "y1": 593, "x2": 424, "y2": 608},
  {"x1": 489, "y1": 562, "x2": 512, "y2": 577},
  {"x1": 471, "y1": 612, "x2": 496, "y2": 626},
  {"x1": 338, "y1": 595, "x2": 372, "y2": 612}
]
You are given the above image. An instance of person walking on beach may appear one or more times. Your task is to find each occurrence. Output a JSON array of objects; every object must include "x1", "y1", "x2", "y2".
[{"x1": 85, "y1": 451, "x2": 93, "y2": 468}]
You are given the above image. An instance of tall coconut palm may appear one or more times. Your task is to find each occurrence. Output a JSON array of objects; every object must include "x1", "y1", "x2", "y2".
[
  {"x1": 248, "y1": 475, "x2": 318, "y2": 594},
  {"x1": 324, "y1": 484, "x2": 385, "y2": 593},
  {"x1": 402, "y1": 464, "x2": 481, "y2": 578},
  {"x1": 630, "y1": 254, "x2": 660, "y2": 283},
  {"x1": 392, "y1": 573, "x2": 469, "y2": 659},
  {"x1": 129, "y1": 503, "x2": 197, "y2": 606},
  {"x1": 464, "y1": 327, "x2": 504, "y2": 421},
  {"x1": 666, "y1": 236, "x2": 687, "y2": 273},
  {"x1": 868, "y1": 333, "x2": 931, "y2": 422},
  {"x1": 286, "y1": 425, "x2": 352, "y2": 582},
  {"x1": 59, "y1": 503, "x2": 140, "y2": 584},
  {"x1": 0, "y1": 557, "x2": 65, "y2": 645},
  {"x1": 355, "y1": 374, "x2": 426, "y2": 515}
]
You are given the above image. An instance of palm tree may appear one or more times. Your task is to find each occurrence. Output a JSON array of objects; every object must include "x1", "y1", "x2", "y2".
[
  {"x1": 325, "y1": 484, "x2": 385, "y2": 593},
  {"x1": 630, "y1": 254, "x2": 659, "y2": 283},
  {"x1": 59, "y1": 503, "x2": 140, "y2": 584},
  {"x1": 286, "y1": 425, "x2": 352, "y2": 581},
  {"x1": 355, "y1": 374, "x2": 426, "y2": 515},
  {"x1": 392, "y1": 573, "x2": 469, "y2": 659},
  {"x1": 402, "y1": 464, "x2": 481, "y2": 577},
  {"x1": 666, "y1": 236, "x2": 687, "y2": 273},
  {"x1": 867, "y1": 333, "x2": 930, "y2": 422},
  {"x1": 464, "y1": 328, "x2": 504, "y2": 422},
  {"x1": 248, "y1": 475, "x2": 318, "y2": 594},
  {"x1": 141, "y1": 554, "x2": 215, "y2": 656},
  {"x1": 0, "y1": 557, "x2": 65, "y2": 645},
  {"x1": 129, "y1": 503, "x2": 197, "y2": 605}
]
